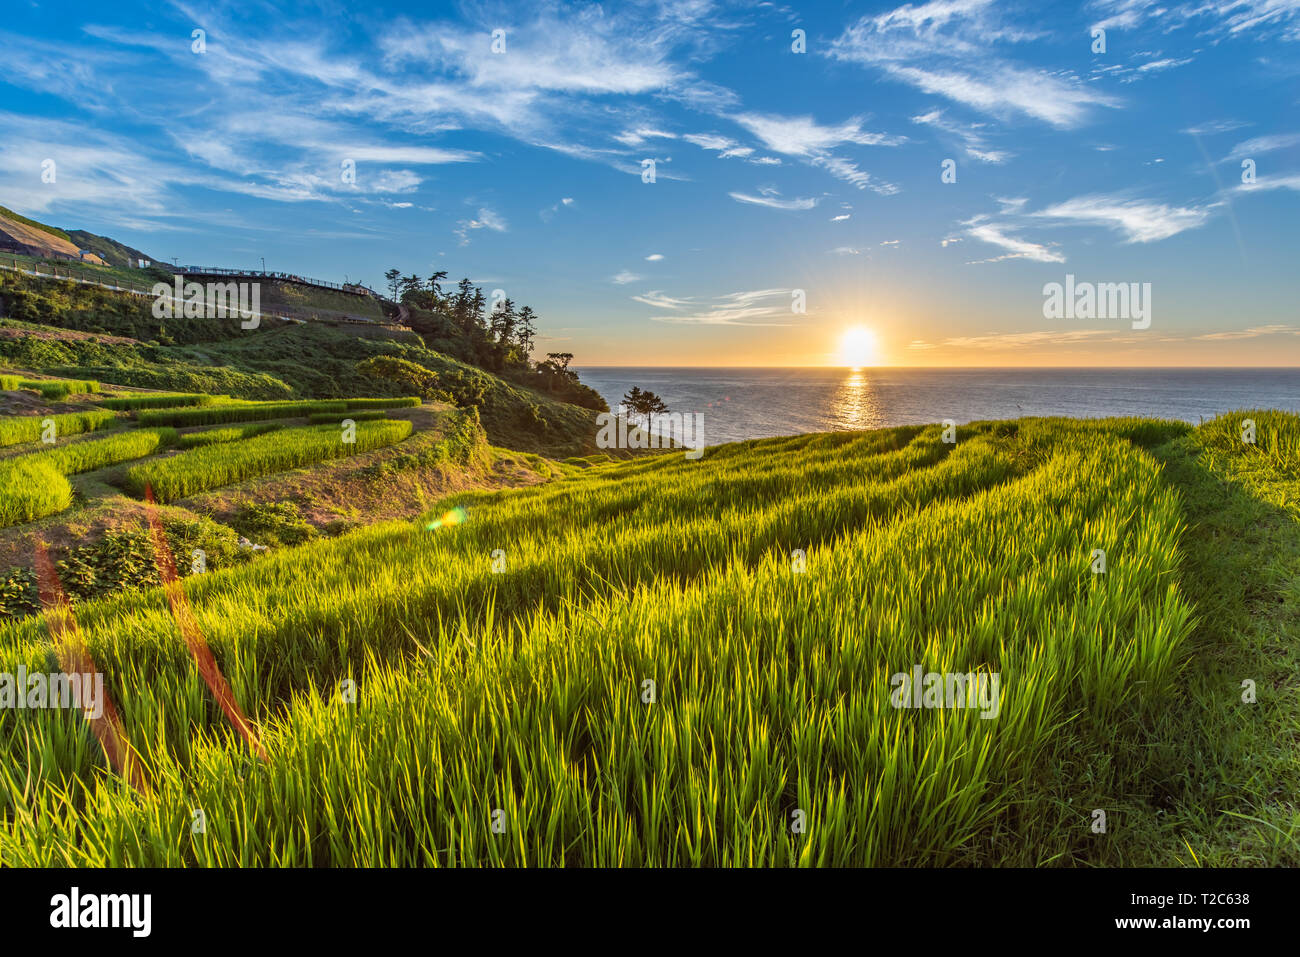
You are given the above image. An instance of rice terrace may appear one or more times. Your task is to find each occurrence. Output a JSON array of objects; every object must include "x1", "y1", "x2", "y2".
[
  {"x1": 1, "y1": 378, "x2": 1296, "y2": 868},
  {"x1": 0, "y1": 0, "x2": 1297, "y2": 937}
]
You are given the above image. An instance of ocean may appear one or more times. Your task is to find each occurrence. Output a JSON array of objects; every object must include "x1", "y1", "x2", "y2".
[{"x1": 574, "y1": 367, "x2": 1300, "y2": 446}]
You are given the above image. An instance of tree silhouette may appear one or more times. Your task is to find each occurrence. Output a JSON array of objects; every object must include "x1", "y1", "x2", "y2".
[{"x1": 622, "y1": 387, "x2": 668, "y2": 431}]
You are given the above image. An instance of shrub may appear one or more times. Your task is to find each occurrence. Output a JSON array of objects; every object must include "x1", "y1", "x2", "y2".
[
  {"x1": 356, "y1": 355, "x2": 443, "y2": 399},
  {"x1": 230, "y1": 501, "x2": 317, "y2": 547}
]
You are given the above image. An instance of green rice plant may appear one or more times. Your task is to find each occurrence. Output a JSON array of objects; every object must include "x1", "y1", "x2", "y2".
[
  {"x1": 306, "y1": 410, "x2": 390, "y2": 424},
  {"x1": 0, "y1": 459, "x2": 71, "y2": 527},
  {"x1": 0, "y1": 409, "x2": 116, "y2": 448},
  {"x1": 99, "y1": 393, "x2": 218, "y2": 411},
  {"x1": 344, "y1": 396, "x2": 421, "y2": 410},
  {"x1": 0, "y1": 416, "x2": 1207, "y2": 867},
  {"x1": 178, "y1": 423, "x2": 283, "y2": 448},
  {"x1": 136, "y1": 400, "x2": 348, "y2": 428},
  {"x1": 125, "y1": 419, "x2": 413, "y2": 502},
  {"x1": 16, "y1": 378, "x2": 100, "y2": 400},
  {"x1": 0, "y1": 429, "x2": 174, "y2": 528},
  {"x1": 0, "y1": 375, "x2": 21, "y2": 391},
  {"x1": 29, "y1": 429, "x2": 177, "y2": 476},
  {"x1": 1199, "y1": 409, "x2": 1300, "y2": 473}
]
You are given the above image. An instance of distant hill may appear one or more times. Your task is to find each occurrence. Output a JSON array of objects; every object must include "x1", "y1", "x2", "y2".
[
  {"x1": 0, "y1": 204, "x2": 155, "y2": 268},
  {"x1": 63, "y1": 229, "x2": 156, "y2": 269},
  {"x1": 0, "y1": 205, "x2": 103, "y2": 264}
]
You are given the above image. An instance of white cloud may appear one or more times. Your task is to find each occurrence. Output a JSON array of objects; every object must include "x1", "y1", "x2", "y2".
[
  {"x1": 1031, "y1": 194, "x2": 1215, "y2": 243},
  {"x1": 728, "y1": 191, "x2": 818, "y2": 210},
  {"x1": 911, "y1": 108, "x2": 1010, "y2": 163},
  {"x1": 1238, "y1": 173, "x2": 1300, "y2": 193},
  {"x1": 966, "y1": 223, "x2": 1065, "y2": 263},
  {"x1": 631, "y1": 290, "x2": 692, "y2": 308},
  {"x1": 1225, "y1": 133, "x2": 1300, "y2": 161},
  {"x1": 455, "y1": 207, "x2": 507, "y2": 244},
  {"x1": 830, "y1": 246, "x2": 861, "y2": 255},
  {"x1": 830, "y1": 3, "x2": 1118, "y2": 128},
  {"x1": 831, "y1": 214, "x2": 851, "y2": 221},
  {"x1": 1182, "y1": 119, "x2": 1250, "y2": 136},
  {"x1": 611, "y1": 269, "x2": 644, "y2": 284},
  {"x1": 1089, "y1": 0, "x2": 1300, "y2": 39},
  {"x1": 731, "y1": 112, "x2": 904, "y2": 155},
  {"x1": 645, "y1": 253, "x2": 664, "y2": 261},
  {"x1": 1135, "y1": 57, "x2": 1192, "y2": 73},
  {"x1": 728, "y1": 111, "x2": 903, "y2": 191},
  {"x1": 646, "y1": 288, "x2": 799, "y2": 325}
]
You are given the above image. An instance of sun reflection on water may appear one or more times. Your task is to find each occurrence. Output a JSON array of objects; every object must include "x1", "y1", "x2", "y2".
[{"x1": 831, "y1": 369, "x2": 884, "y2": 431}]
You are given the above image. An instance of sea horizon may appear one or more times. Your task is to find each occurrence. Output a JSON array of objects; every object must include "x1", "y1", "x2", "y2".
[{"x1": 575, "y1": 366, "x2": 1300, "y2": 445}]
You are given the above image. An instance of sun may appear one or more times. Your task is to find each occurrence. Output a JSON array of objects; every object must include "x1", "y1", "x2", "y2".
[{"x1": 837, "y1": 326, "x2": 879, "y2": 368}]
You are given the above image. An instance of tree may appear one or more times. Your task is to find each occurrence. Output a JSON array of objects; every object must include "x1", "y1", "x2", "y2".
[
  {"x1": 622, "y1": 387, "x2": 668, "y2": 431},
  {"x1": 547, "y1": 352, "x2": 574, "y2": 375},
  {"x1": 516, "y1": 306, "x2": 537, "y2": 360},
  {"x1": 384, "y1": 268, "x2": 401, "y2": 301},
  {"x1": 399, "y1": 274, "x2": 423, "y2": 302},
  {"x1": 426, "y1": 270, "x2": 448, "y2": 303}
]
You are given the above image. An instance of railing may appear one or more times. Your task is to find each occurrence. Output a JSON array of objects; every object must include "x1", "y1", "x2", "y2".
[{"x1": 178, "y1": 266, "x2": 380, "y2": 298}]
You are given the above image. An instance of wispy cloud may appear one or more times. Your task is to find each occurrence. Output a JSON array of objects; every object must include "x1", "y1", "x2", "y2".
[
  {"x1": 630, "y1": 290, "x2": 692, "y2": 308},
  {"x1": 911, "y1": 108, "x2": 1010, "y2": 163},
  {"x1": 1089, "y1": 0, "x2": 1300, "y2": 40},
  {"x1": 728, "y1": 190, "x2": 817, "y2": 210},
  {"x1": 728, "y1": 111, "x2": 903, "y2": 192},
  {"x1": 455, "y1": 207, "x2": 507, "y2": 244},
  {"x1": 1225, "y1": 132, "x2": 1300, "y2": 161},
  {"x1": 829, "y1": 2, "x2": 1118, "y2": 128},
  {"x1": 965, "y1": 223, "x2": 1065, "y2": 263},
  {"x1": 646, "y1": 288, "x2": 799, "y2": 325},
  {"x1": 1031, "y1": 194, "x2": 1216, "y2": 243}
]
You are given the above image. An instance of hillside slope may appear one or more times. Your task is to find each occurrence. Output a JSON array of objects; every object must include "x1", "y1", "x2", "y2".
[{"x1": 0, "y1": 270, "x2": 612, "y2": 456}]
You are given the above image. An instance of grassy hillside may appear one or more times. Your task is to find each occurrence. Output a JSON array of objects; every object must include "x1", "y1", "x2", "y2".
[
  {"x1": 1, "y1": 271, "x2": 610, "y2": 456},
  {"x1": 8, "y1": 412, "x2": 1296, "y2": 866},
  {"x1": 63, "y1": 229, "x2": 156, "y2": 269},
  {"x1": 0, "y1": 204, "x2": 73, "y2": 244}
]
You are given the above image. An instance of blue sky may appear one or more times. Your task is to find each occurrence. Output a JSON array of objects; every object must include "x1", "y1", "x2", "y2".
[{"x1": 1, "y1": 0, "x2": 1298, "y2": 366}]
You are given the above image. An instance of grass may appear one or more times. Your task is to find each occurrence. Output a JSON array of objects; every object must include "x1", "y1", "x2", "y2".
[
  {"x1": 0, "y1": 375, "x2": 101, "y2": 399},
  {"x1": 100, "y1": 393, "x2": 218, "y2": 411},
  {"x1": 15, "y1": 378, "x2": 100, "y2": 399},
  {"x1": 136, "y1": 400, "x2": 349, "y2": 428},
  {"x1": 307, "y1": 410, "x2": 391, "y2": 424},
  {"x1": 343, "y1": 397, "x2": 420, "y2": 410},
  {"x1": 178, "y1": 423, "x2": 283, "y2": 449},
  {"x1": 0, "y1": 409, "x2": 116, "y2": 448},
  {"x1": 125, "y1": 419, "x2": 414, "y2": 502},
  {"x1": 0, "y1": 415, "x2": 1229, "y2": 866},
  {"x1": 0, "y1": 428, "x2": 176, "y2": 528},
  {"x1": 0, "y1": 460, "x2": 71, "y2": 528}
]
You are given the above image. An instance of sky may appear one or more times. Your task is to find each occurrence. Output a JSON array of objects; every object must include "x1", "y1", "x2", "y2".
[{"x1": 0, "y1": 0, "x2": 1298, "y2": 367}]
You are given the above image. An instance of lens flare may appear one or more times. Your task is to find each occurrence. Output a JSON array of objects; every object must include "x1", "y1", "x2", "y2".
[{"x1": 425, "y1": 506, "x2": 468, "y2": 530}]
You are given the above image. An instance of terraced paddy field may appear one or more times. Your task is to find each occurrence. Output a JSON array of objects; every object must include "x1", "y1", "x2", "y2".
[{"x1": 1, "y1": 411, "x2": 1295, "y2": 866}]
